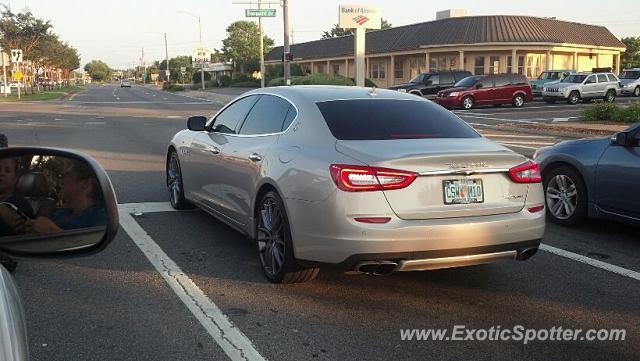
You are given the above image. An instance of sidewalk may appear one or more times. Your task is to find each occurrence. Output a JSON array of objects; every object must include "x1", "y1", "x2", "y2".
[
  {"x1": 178, "y1": 87, "x2": 254, "y2": 104},
  {"x1": 495, "y1": 121, "x2": 632, "y2": 138}
]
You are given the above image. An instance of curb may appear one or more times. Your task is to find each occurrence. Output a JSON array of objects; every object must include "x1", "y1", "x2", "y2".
[{"x1": 493, "y1": 124, "x2": 620, "y2": 139}]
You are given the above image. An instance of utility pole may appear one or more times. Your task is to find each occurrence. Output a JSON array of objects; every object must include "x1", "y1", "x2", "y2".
[
  {"x1": 258, "y1": 0, "x2": 265, "y2": 88},
  {"x1": 164, "y1": 32, "x2": 170, "y2": 82},
  {"x1": 141, "y1": 47, "x2": 146, "y2": 84},
  {"x1": 198, "y1": 15, "x2": 205, "y2": 90},
  {"x1": 283, "y1": 0, "x2": 290, "y2": 85}
]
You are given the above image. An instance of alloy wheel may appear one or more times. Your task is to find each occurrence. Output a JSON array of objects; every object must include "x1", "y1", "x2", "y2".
[
  {"x1": 514, "y1": 95, "x2": 524, "y2": 107},
  {"x1": 462, "y1": 97, "x2": 473, "y2": 110},
  {"x1": 167, "y1": 153, "x2": 182, "y2": 206},
  {"x1": 634, "y1": 87, "x2": 640, "y2": 97},
  {"x1": 606, "y1": 91, "x2": 615, "y2": 102},
  {"x1": 546, "y1": 174, "x2": 578, "y2": 220},
  {"x1": 257, "y1": 197, "x2": 286, "y2": 277},
  {"x1": 569, "y1": 93, "x2": 579, "y2": 104}
]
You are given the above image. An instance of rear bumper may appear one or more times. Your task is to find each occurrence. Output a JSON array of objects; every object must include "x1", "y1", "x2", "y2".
[{"x1": 288, "y1": 193, "x2": 546, "y2": 266}]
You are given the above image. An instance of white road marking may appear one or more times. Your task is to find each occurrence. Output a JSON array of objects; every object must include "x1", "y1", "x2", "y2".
[
  {"x1": 85, "y1": 121, "x2": 105, "y2": 125},
  {"x1": 540, "y1": 244, "x2": 640, "y2": 281},
  {"x1": 118, "y1": 204, "x2": 267, "y2": 361},
  {"x1": 53, "y1": 118, "x2": 67, "y2": 121},
  {"x1": 166, "y1": 115, "x2": 184, "y2": 119},
  {"x1": 552, "y1": 117, "x2": 570, "y2": 122},
  {"x1": 72, "y1": 101, "x2": 209, "y2": 105},
  {"x1": 481, "y1": 134, "x2": 557, "y2": 139}
]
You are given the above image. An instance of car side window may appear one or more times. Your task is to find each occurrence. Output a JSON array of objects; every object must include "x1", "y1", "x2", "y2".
[
  {"x1": 597, "y1": 74, "x2": 608, "y2": 83},
  {"x1": 585, "y1": 75, "x2": 596, "y2": 84},
  {"x1": 238, "y1": 95, "x2": 292, "y2": 135},
  {"x1": 440, "y1": 72, "x2": 453, "y2": 84},
  {"x1": 494, "y1": 75, "x2": 510, "y2": 87},
  {"x1": 211, "y1": 95, "x2": 260, "y2": 134},
  {"x1": 606, "y1": 74, "x2": 618, "y2": 82},
  {"x1": 427, "y1": 75, "x2": 439, "y2": 85},
  {"x1": 282, "y1": 105, "x2": 297, "y2": 131}
]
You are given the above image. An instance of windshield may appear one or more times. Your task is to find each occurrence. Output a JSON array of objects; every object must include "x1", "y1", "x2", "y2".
[
  {"x1": 562, "y1": 75, "x2": 588, "y2": 83},
  {"x1": 409, "y1": 74, "x2": 424, "y2": 83},
  {"x1": 454, "y1": 76, "x2": 481, "y2": 88},
  {"x1": 620, "y1": 71, "x2": 640, "y2": 79},
  {"x1": 538, "y1": 72, "x2": 560, "y2": 80}
]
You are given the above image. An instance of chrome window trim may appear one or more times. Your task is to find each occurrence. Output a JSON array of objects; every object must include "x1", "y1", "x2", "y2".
[
  {"x1": 418, "y1": 168, "x2": 510, "y2": 176},
  {"x1": 205, "y1": 92, "x2": 300, "y2": 138}
]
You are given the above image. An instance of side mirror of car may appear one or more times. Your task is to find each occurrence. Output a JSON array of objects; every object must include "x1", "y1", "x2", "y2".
[
  {"x1": 187, "y1": 116, "x2": 207, "y2": 131},
  {"x1": 475, "y1": 83, "x2": 483, "y2": 89},
  {"x1": 0, "y1": 148, "x2": 118, "y2": 257},
  {"x1": 611, "y1": 132, "x2": 630, "y2": 146}
]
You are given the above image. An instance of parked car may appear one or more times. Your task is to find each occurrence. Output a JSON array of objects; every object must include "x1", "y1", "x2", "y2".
[
  {"x1": 9, "y1": 81, "x2": 22, "y2": 88},
  {"x1": 0, "y1": 147, "x2": 119, "y2": 361},
  {"x1": 534, "y1": 123, "x2": 640, "y2": 226},
  {"x1": 434, "y1": 74, "x2": 533, "y2": 110},
  {"x1": 167, "y1": 86, "x2": 545, "y2": 283},
  {"x1": 529, "y1": 70, "x2": 576, "y2": 96},
  {"x1": 120, "y1": 79, "x2": 131, "y2": 88},
  {"x1": 619, "y1": 68, "x2": 640, "y2": 97},
  {"x1": 542, "y1": 72, "x2": 620, "y2": 105},
  {"x1": 388, "y1": 70, "x2": 472, "y2": 99}
]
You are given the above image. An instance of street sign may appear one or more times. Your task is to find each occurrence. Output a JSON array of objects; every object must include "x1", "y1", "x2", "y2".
[
  {"x1": 245, "y1": 8, "x2": 276, "y2": 17},
  {"x1": 180, "y1": 67, "x2": 186, "y2": 74},
  {"x1": 191, "y1": 47, "x2": 211, "y2": 64},
  {"x1": 13, "y1": 70, "x2": 23, "y2": 81},
  {"x1": 10, "y1": 49, "x2": 23, "y2": 63},
  {"x1": 338, "y1": 4, "x2": 381, "y2": 29}
]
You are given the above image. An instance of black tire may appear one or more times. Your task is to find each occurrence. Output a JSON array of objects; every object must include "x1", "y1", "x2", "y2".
[
  {"x1": 567, "y1": 91, "x2": 580, "y2": 105},
  {"x1": 461, "y1": 96, "x2": 474, "y2": 110},
  {"x1": 166, "y1": 150, "x2": 193, "y2": 210},
  {"x1": 543, "y1": 165, "x2": 587, "y2": 226},
  {"x1": 633, "y1": 86, "x2": 640, "y2": 97},
  {"x1": 256, "y1": 191, "x2": 319, "y2": 283},
  {"x1": 604, "y1": 89, "x2": 616, "y2": 103},
  {"x1": 512, "y1": 94, "x2": 525, "y2": 108}
]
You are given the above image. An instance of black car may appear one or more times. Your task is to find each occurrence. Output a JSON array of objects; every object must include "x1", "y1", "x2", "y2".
[{"x1": 389, "y1": 70, "x2": 472, "y2": 98}]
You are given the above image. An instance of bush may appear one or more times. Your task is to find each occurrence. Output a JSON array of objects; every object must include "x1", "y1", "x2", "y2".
[
  {"x1": 350, "y1": 78, "x2": 377, "y2": 87},
  {"x1": 162, "y1": 82, "x2": 185, "y2": 92},
  {"x1": 192, "y1": 71, "x2": 212, "y2": 84},
  {"x1": 219, "y1": 75, "x2": 232, "y2": 87},
  {"x1": 267, "y1": 73, "x2": 355, "y2": 87},
  {"x1": 583, "y1": 102, "x2": 640, "y2": 122},
  {"x1": 205, "y1": 80, "x2": 219, "y2": 88}
]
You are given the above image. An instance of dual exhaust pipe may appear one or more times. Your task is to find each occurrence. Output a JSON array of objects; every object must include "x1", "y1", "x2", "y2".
[{"x1": 353, "y1": 247, "x2": 539, "y2": 275}]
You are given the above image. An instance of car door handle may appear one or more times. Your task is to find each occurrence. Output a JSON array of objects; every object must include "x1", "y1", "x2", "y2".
[
  {"x1": 248, "y1": 153, "x2": 262, "y2": 162},
  {"x1": 209, "y1": 147, "x2": 220, "y2": 155}
]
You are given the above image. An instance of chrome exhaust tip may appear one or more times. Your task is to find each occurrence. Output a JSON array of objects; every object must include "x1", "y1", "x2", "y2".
[{"x1": 354, "y1": 261, "x2": 398, "y2": 275}]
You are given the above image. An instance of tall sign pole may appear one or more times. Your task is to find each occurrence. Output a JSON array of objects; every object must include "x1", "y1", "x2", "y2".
[
  {"x1": 1, "y1": 50, "x2": 7, "y2": 97},
  {"x1": 198, "y1": 16, "x2": 205, "y2": 90},
  {"x1": 258, "y1": 0, "x2": 265, "y2": 88},
  {"x1": 283, "y1": 0, "x2": 290, "y2": 85},
  {"x1": 164, "y1": 32, "x2": 170, "y2": 82},
  {"x1": 338, "y1": 4, "x2": 381, "y2": 87}
]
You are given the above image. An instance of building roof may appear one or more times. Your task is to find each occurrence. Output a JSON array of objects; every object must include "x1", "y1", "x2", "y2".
[{"x1": 266, "y1": 15, "x2": 625, "y2": 62}]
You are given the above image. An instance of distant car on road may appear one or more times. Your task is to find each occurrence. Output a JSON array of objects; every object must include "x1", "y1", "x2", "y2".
[
  {"x1": 388, "y1": 70, "x2": 472, "y2": 99},
  {"x1": 542, "y1": 72, "x2": 620, "y2": 105},
  {"x1": 434, "y1": 74, "x2": 533, "y2": 110},
  {"x1": 619, "y1": 68, "x2": 640, "y2": 97},
  {"x1": 535, "y1": 123, "x2": 640, "y2": 226},
  {"x1": 167, "y1": 86, "x2": 545, "y2": 283},
  {"x1": 120, "y1": 79, "x2": 131, "y2": 88},
  {"x1": 529, "y1": 70, "x2": 576, "y2": 96}
]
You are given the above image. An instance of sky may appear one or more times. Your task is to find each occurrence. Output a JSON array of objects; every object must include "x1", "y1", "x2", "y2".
[{"x1": 6, "y1": 0, "x2": 640, "y2": 69}]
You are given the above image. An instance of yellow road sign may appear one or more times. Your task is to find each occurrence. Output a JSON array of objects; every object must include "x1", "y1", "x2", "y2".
[{"x1": 13, "y1": 70, "x2": 23, "y2": 81}]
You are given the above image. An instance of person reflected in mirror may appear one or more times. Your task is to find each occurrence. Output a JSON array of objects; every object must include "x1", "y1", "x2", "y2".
[
  {"x1": 25, "y1": 161, "x2": 106, "y2": 234},
  {"x1": 0, "y1": 157, "x2": 35, "y2": 237}
]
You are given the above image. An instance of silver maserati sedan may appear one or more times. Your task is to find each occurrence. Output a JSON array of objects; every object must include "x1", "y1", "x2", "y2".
[{"x1": 166, "y1": 86, "x2": 545, "y2": 283}]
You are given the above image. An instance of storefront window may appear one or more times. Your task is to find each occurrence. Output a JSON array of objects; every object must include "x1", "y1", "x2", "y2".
[
  {"x1": 507, "y1": 56, "x2": 525, "y2": 75},
  {"x1": 525, "y1": 54, "x2": 546, "y2": 79},
  {"x1": 332, "y1": 64, "x2": 340, "y2": 75},
  {"x1": 409, "y1": 57, "x2": 425, "y2": 78},
  {"x1": 474, "y1": 56, "x2": 485, "y2": 75},
  {"x1": 370, "y1": 60, "x2": 386, "y2": 79},
  {"x1": 316, "y1": 63, "x2": 325, "y2": 74},
  {"x1": 489, "y1": 56, "x2": 500, "y2": 74},
  {"x1": 394, "y1": 59, "x2": 404, "y2": 79}
]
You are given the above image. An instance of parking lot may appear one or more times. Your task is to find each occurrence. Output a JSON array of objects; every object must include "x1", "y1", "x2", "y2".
[{"x1": 2, "y1": 84, "x2": 639, "y2": 361}]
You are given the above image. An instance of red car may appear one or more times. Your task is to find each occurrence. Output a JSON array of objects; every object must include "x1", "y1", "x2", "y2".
[{"x1": 434, "y1": 74, "x2": 533, "y2": 110}]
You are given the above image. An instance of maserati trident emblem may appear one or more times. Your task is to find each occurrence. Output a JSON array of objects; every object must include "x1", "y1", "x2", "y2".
[{"x1": 445, "y1": 162, "x2": 488, "y2": 169}]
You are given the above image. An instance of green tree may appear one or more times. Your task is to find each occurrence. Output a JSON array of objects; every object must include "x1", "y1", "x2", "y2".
[
  {"x1": 84, "y1": 60, "x2": 111, "y2": 82},
  {"x1": 321, "y1": 18, "x2": 392, "y2": 39},
  {"x1": 0, "y1": 5, "x2": 52, "y2": 55},
  {"x1": 222, "y1": 20, "x2": 274, "y2": 73},
  {"x1": 621, "y1": 37, "x2": 640, "y2": 69}
]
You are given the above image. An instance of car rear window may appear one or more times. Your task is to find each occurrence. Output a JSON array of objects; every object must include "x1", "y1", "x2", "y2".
[{"x1": 316, "y1": 99, "x2": 480, "y2": 140}]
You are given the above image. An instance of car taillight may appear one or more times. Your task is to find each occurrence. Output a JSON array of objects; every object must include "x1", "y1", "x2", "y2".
[
  {"x1": 330, "y1": 164, "x2": 417, "y2": 192},
  {"x1": 509, "y1": 161, "x2": 542, "y2": 183}
]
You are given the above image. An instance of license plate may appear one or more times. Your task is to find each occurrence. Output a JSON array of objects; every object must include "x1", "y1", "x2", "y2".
[{"x1": 443, "y1": 179, "x2": 484, "y2": 204}]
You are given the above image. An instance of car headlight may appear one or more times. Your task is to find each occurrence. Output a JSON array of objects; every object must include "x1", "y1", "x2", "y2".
[
  {"x1": 533, "y1": 146, "x2": 551, "y2": 160},
  {"x1": 397, "y1": 89, "x2": 407, "y2": 93},
  {"x1": 449, "y1": 92, "x2": 459, "y2": 97}
]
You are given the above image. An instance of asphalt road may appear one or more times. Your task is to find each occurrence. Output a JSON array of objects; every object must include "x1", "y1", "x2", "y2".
[{"x1": 1, "y1": 84, "x2": 638, "y2": 361}]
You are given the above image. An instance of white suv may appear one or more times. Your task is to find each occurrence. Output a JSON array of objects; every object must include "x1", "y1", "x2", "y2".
[
  {"x1": 542, "y1": 72, "x2": 621, "y2": 105},
  {"x1": 619, "y1": 68, "x2": 640, "y2": 97}
]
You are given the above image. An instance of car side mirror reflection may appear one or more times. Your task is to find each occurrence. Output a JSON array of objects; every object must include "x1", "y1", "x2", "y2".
[
  {"x1": 0, "y1": 148, "x2": 118, "y2": 257},
  {"x1": 187, "y1": 116, "x2": 207, "y2": 131}
]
